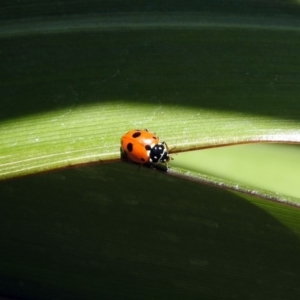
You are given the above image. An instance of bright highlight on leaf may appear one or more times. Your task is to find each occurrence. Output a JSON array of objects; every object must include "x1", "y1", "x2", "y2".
[{"x1": 1, "y1": 102, "x2": 300, "y2": 180}]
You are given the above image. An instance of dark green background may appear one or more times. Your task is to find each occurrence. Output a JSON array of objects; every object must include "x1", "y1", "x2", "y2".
[
  {"x1": 2, "y1": 0, "x2": 300, "y2": 20},
  {"x1": 1, "y1": 163, "x2": 300, "y2": 299}
]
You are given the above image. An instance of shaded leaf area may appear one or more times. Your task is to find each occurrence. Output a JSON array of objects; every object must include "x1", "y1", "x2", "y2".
[
  {"x1": 1, "y1": 26, "x2": 300, "y2": 122},
  {"x1": 1, "y1": 0, "x2": 300, "y2": 21},
  {"x1": 1, "y1": 163, "x2": 300, "y2": 299}
]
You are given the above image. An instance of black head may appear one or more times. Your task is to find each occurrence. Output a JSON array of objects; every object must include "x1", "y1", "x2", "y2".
[{"x1": 149, "y1": 143, "x2": 170, "y2": 164}]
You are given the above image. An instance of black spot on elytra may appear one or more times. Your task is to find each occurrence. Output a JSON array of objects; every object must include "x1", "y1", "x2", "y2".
[
  {"x1": 127, "y1": 143, "x2": 133, "y2": 152},
  {"x1": 132, "y1": 132, "x2": 141, "y2": 138},
  {"x1": 145, "y1": 145, "x2": 151, "y2": 150}
]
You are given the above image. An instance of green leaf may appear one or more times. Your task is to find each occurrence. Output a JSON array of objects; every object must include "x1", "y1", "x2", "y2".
[
  {"x1": 1, "y1": 15, "x2": 300, "y2": 179},
  {"x1": 1, "y1": 163, "x2": 300, "y2": 299},
  {"x1": 171, "y1": 143, "x2": 300, "y2": 205}
]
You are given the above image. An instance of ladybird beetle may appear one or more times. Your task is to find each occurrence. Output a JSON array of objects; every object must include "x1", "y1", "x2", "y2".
[{"x1": 120, "y1": 129, "x2": 170, "y2": 167}]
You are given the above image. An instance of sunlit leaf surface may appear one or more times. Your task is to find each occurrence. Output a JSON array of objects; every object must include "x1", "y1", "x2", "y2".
[{"x1": 1, "y1": 15, "x2": 300, "y2": 180}]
